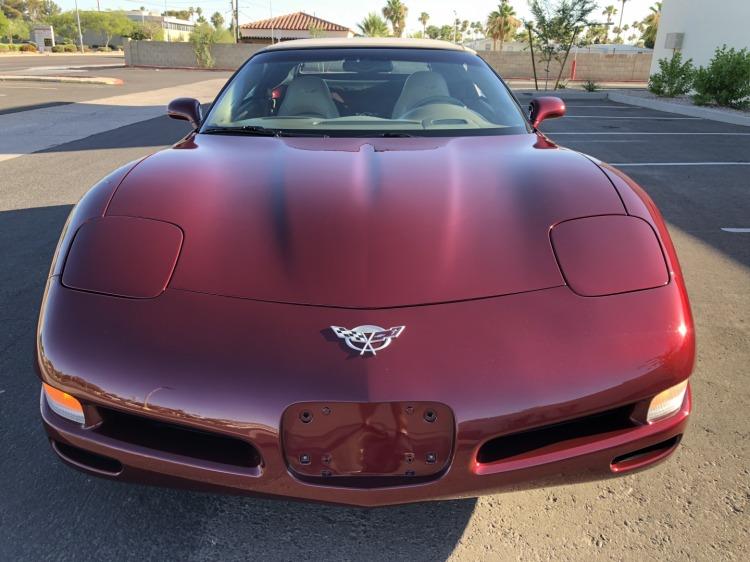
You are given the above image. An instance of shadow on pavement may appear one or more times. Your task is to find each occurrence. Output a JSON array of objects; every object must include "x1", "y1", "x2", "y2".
[
  {"x1": 37, "y1": 113, "x2": 195, "y2": 153},
  {"x1": 0, "y1": 101, "x2": 74, "y2": 116},
  {"x1": 0, "y1": 204, "x2": 476, "y2": 561}
]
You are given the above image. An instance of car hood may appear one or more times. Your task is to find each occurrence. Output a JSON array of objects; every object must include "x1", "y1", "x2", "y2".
[{"x1": 106, "y1": 133, "x2": 624, "y2": 308}]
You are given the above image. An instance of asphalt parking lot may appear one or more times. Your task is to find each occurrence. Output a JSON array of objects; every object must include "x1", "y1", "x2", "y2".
[{"x1": 0, "y1": 77, "x2": 748, "y2": 560}]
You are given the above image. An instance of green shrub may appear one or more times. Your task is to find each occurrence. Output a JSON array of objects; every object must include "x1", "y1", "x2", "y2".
[
  {"x1": 0, "y1": 44, "x2": 9, "y2": 52},
  {"x1": 18, "y1": 43, "x2": 37, "y2": 52},
  {"x1": 582, "y1": 80, "x2": 599, "y2": 92},
  {"x1": 189, "y1": 23, "x2": 216, "y2": 68},
  {"x1": 51, "y1": 45, "x2": 65, "y2": 53},
  {"x1": 64, "y1": 44, "x2": 77, "y2": 52},
  {"x1": 648, "y1": 52, "x2": 694, "y2": 97},
  {"x1": 693, "y1": 45, "x2": 750, "y2": 109}
]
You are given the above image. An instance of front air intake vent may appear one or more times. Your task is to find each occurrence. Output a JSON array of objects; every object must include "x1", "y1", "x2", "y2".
[
  {"x1": 95, "y1": 407, "x2": 261, "y2": 469},
  {"x1": 477, "y1": 404, "x2": 637, "y2": 464}
]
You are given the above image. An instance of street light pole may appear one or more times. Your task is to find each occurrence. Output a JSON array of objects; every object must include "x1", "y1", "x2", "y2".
[{"x1": 74, "y1": 0, "x2": 84, "y2": 53}]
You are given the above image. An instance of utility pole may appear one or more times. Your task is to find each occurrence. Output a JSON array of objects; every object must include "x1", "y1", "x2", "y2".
[
  {"x1": 234, "y1": 0, "x2": 240, "y2": 43},
  {"x1": 270, "y1": 0, "x2": 274, "y2": 44},
  {"x1": 74, "y1": 0, "x2": 84, "y2": 53}
]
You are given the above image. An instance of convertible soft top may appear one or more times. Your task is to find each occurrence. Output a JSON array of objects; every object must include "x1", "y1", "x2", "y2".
[{"x1": 263, "y1": 37, "x2": 477, "y2": 54}]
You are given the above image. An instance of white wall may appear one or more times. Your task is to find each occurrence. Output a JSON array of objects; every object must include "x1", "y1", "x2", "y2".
[{"x1": 651, "y1": 0, "x2": 750, "y2": 73}]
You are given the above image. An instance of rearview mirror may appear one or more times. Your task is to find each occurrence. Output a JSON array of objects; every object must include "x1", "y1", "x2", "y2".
[
  {"x1": 167, "y1": 98, "x2": 202, "y2": 129},
  {"x1": 528, "y1": 96, "x2": 566, "y2": 129}
]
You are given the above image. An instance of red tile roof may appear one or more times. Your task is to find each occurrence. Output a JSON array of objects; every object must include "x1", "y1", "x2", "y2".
[{"x1": 240, "y1": 11, "x2": 351, "y2": 32}]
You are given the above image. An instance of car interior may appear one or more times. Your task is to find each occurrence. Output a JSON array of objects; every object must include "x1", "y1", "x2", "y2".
[{"x1": 205, "y1": 51, "x2": 528, "y2": 133}]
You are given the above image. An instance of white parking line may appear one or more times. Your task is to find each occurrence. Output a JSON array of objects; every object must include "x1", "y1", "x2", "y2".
[
  {"x1": 611, "y1": 162, "x2": 750, "y2": 167},
  {"x1": 721, "y1": 228, "x2": 750, "y2": 233},
  {"x1": 563, "y1": 105, "x2": 640, "y2": 108},
  {"x1": 549, "y1": 132, "x2": 750, "y2": 136},
  {"x1": 0, "y1": 85, "x2": 58, "y2": 90},
  {"x1": 559, "y1": 139, "x2": 639, "y2": 143},
  {"x1": 563, "y1": 116, "x2": 702, "y2": 120}
]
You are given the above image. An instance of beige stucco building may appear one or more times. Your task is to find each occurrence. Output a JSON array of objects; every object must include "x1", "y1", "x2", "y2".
[{"x1": 651, "y1": 0, "x2": 750, "y2": 72}]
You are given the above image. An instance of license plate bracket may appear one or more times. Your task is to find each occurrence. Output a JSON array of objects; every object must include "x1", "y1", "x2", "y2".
[{"x1": 282, "y1": 402, "x2": 454, "y2": 478}]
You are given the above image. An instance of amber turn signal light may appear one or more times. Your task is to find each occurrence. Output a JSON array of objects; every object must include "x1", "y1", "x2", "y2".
[
  {"x1": 647, "y1": 380, "x2": 688, "y2": 423},
  {"x1": 43, "y1": 383, "x2": 85, "y2": 424}
]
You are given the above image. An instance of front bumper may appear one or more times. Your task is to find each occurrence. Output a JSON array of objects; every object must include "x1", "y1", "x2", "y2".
[
  {"x1": 37, "y1": 278, "x2": 694, "y2": 507},
  {"x1": 42, "y1": 388, "x2": 690, "y2": 507}
]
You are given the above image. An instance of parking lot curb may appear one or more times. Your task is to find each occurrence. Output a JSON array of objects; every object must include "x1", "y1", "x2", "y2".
[
  {"x1": 0, "y1": 75, "x2": 123, "y2": 85},
  {"x1": 608, "y1": 91, "x2": 750, "y2": 127},
  {"x1": 513, "y1": 89, "x2": 609, "y2": 101}
]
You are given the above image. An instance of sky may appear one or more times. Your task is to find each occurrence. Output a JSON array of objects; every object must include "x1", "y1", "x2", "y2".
[{"x1": 53, "y1": 0, "x2": 658, "y2": 35}]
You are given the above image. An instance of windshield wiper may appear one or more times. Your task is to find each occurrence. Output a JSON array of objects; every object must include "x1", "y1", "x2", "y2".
[
  {"x1": 202, "y1": 126, "x2": 325, "y2": 137},
  {"x1": 376, "y1": 132, "x2": 414, "y2": 138}
]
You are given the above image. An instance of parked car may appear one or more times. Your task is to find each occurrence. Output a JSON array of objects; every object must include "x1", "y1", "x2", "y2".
[{"x1": 36, "y1": 38, "x2": 693, "y2": 507}]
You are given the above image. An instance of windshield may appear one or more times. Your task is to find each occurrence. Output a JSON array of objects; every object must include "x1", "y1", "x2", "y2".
[{"x1": 201, "y1": 48, "x2": 530, "y2": 137}]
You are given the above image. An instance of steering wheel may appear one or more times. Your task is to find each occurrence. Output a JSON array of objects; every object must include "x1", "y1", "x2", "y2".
[{"x1": 410, "y1": 96, "x2": 466, "y2": 110}]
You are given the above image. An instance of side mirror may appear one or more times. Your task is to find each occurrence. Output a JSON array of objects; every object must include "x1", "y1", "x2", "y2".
[
  {"x1": 167, "y1": 97, "x2": 202, "y2": 129},
  {"x1": 528, "y1": 96, "x2": 566, "y2": 129}
]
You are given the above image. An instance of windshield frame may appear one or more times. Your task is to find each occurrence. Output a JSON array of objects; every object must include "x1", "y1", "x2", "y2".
[{"x1": 199, "y1": 47, "x2": 533, "y2": 138}]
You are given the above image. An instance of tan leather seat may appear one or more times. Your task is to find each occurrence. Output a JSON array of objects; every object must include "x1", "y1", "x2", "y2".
[
  {"x1": 392, "y1": 71, "x2": 451, "y2": 118},
  {"x1": 277, "y1": 76, "x2": 340, "y2": 119}
]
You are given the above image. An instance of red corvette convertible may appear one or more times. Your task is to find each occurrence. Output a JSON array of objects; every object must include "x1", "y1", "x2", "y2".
[{"x1": 36, "y1": 39, "x2": 693, "y2": 507}]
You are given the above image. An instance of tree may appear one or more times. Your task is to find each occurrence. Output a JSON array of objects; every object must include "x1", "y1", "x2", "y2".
[
  {"x1": 471, "y1": 21, "x2": 485, "y2": 40},
  {"x1": 528, "y1": 0, "x2": 597, "y2": 89},
  {"x1": 190, "y1": 22, "x2": 215, "y2": 68},
  {"x1": 382, "y1": 0, "x2": 408, "y2": 37},
  {"x1": 616, "y1": 0, "x2": 629, "y2": 41},
  {"x1": 425, "y1": 24, "x2": 456, "y2": 42},
  {"x1": 163, "y1": 10, "x2": 191, "y2": 20},
  {"x1": 26, "y1": 0, "x2": 61, "y2": 21},
  {"x1": 358, "y1": 12, "x2": 389, "y2": 37},
  {"x1": 487, "y1": 1, "x2": 520, "y2": 51},
  {"x1": 640, "y1": 2, "x2": 661, "y2": 49},
  {"x1": 419, "y1": 12, "x2": 429, "y2": 36},
  {"x1": 81, "y1": 11, "x2": 134, "y2": 49},
  {"x1": 46, "y1": 11, "x2": 77, "y2": 43},
  {"x1": 2, "y1": 16, "x2": 29, "y2": 44},
  {"x1": 601, "y1": 4, "x2": 617, "y2": 42},
  {"x1": 582, "y1": 23, "x2": 608, "y2": 45},
  {"x1": 0, "y1": 12, "x2": 10, "y2": 42},
  {"x1": 210, "y1": 11, "x2": 224, "y2": 30},
  {"x1": 1, "y1": 0, "x2": 25, "y2": 20},
  {"x1": 129, "y1": 21, "x2": 164, "y2": 41}
]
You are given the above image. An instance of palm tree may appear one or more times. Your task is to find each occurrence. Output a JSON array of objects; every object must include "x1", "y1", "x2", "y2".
[
  {"x1": 617, "y1": 0, "x2": 629, "y2": 40},
  {"x1": 601, "y1": 5, "x2": 617, "y2": 42},
  {"x1": 382, "y1": 0, "x2": 408, "y2": 38},
  {"x1": 471, "y1": 21, "x2": 485, "y2": 40},
  {"x1": 602, "y1": 5, "x2": 617, "y2": 24},
  {"x1": 419, "y1": 12, "x2": 429, "y2": 36},
  {"x1": 358, "y1": 12, "x2": 389, "y2": 38},
  {"x1": 486, "y1": 1, "x2": 518, "y2": 51},
  {"x1": 640, "y1": 2, "x2": 662, "y2": 48}
]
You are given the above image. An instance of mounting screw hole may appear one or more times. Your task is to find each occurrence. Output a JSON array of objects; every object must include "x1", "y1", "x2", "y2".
[
  {"x1": 299, "y1": 410, "x2": 313, "y2": 423},
  {"x1": 423, "y1": 409, "x2": 437, "y2": 423}
]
